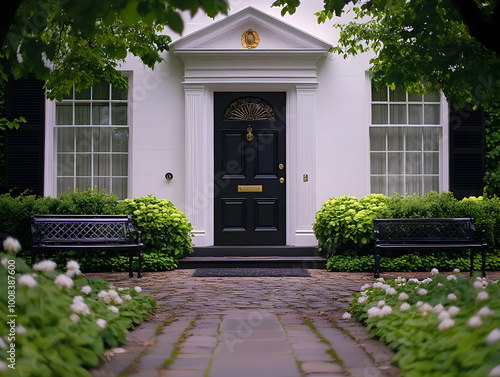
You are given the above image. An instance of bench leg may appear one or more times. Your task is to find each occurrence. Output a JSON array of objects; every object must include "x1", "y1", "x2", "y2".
[
  {"x1": 128, "y1": 252, "x2": 133, "y2": 278},
  {"x1": 374, "y1": 248, "x2": 381, "y2": 279},
  {"x1": 482, "y1": 249, "x2": 486, "y2": 277},
  {"x1": 138, "y1": 249, "x2": 143, "y2": 279}
]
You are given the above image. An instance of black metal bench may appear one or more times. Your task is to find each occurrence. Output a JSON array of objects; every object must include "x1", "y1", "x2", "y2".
[
  {"x1": 30, "y1": 214, "x2": 144, "y2": 278},
  {"x1": 373, "y1": 217, "x2": 487, "y2": 278}
]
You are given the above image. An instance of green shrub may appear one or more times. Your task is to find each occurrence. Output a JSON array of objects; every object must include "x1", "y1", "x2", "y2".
[
  {"x1": 0, "y1": 249, "x2": 155, "y2": 377},
  {"x1": 1, "y1": 190, "x2": 191, "y2": 271},
  {"x1": 346, "y1": 272, "x2": 500, "y2": 377},
  {"x1": 117, "y1": 195, "x2": 193, "y2": 261},
  {"x1": 380, "y1": 191, "x2": 457, "y2": 219},
  {"x1": 313, "y1": 194, "x2": 387, "y2": 256},
  {"x1": 327, "y1": 252, "x2": 500, "y2": 273}
]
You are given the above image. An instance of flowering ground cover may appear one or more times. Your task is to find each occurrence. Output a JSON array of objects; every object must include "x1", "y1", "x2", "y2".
[
  {"x1": 344, "y1": 269, "x2": 500, "y2": 377},
  {"x1": 0, "y1": 237, "x2": 156, "y2": 377}
]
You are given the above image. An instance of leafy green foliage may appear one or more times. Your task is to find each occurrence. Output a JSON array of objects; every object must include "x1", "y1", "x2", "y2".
[
  {"x1": 327, "y1": 252, "x2": 500, "y2": 273},
  {"x1": 117, "y1": 195, "x2": 193, "y2": 260},
  {"x1": 1, "y1": 0, "x2": 230, "y2": 100},
  {"x1": 484, "y1": 105, "x2": 500, "y2": 197},
  {"x1": 273, "y1": 0, "x2": 500, "y2": 108},
  {"x1": 0, "y1": 190, "x2": 191, "y2": 269},
  {"x1": 313, "y1": 194, "x2": 387, "y2": 256},
  {"x1": 318, "y1": 192, "x2": 500, "y2": 271},
  {"x1": 0, "y1": 254, "x2": 155, "y2": 377},
  {"x1": 347, "y1": 272, "x2": 500, "y2": 377}
]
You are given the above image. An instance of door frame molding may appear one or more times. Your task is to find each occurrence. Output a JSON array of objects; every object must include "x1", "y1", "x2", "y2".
[{"x1": 184, "y1": 82, "x2": 317, "y2": 247}]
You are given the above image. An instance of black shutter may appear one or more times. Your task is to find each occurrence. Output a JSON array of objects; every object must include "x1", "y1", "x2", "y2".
[
  {"x1": 449, "y1": 106, "x2": 485, "y2": 199},
  {"x1": 3, "y1": 76, "x2": 45, "y2": 196}
]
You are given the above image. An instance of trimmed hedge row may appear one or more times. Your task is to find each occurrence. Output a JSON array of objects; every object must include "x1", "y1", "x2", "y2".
[{"x1": 0, "y1": 189, "x2": 193, "y2": 271}]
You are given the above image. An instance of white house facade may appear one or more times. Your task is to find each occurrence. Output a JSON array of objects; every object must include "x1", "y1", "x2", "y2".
[{"x1": 38, "y1": 1, "x2": 456, "y2": 248}]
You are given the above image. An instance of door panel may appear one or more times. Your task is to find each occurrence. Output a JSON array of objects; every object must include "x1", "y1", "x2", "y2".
[{"x1": 214, "y1": 92, "x2": 286, "y2": 245}]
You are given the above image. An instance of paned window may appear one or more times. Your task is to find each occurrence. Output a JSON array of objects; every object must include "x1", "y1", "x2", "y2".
[
  {"x1": 370, "y1": 83, "x2": 441, "y2": 196},
  {"x1": 55, "y1": 79, "x2": 129, "y2": 199}
]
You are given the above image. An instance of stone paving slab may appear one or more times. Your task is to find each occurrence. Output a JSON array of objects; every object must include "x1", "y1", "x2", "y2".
[{"x1": 88, "y1": 270, "x2": 500, "y2": 377}]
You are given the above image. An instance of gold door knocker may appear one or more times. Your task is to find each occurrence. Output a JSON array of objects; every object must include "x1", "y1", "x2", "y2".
[{"x1": 246, "y1": 126, "x2": 254, "y2": 141}]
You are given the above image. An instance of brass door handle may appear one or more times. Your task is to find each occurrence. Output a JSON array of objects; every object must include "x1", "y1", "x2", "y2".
[{"x1": 279, "y1": 177, "x2": 285, "y2": 184}]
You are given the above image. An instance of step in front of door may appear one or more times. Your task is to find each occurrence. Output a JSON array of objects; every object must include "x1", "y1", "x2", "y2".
[
  {"x1": 177, "y1": 256, "x2": 327, "y2": 269},
  {"x1": 191, "y1": 246, "x2": 321, "y2": 257}
]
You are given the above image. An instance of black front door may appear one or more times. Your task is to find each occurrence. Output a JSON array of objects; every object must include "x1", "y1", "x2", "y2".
[{"x1": 214, "y1": 92, "x2": 286, "y2": 245}]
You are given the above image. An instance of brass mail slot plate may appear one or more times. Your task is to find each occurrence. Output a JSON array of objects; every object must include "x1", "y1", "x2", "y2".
[{"x1": 238, "y1": 185, "x2": 262, "y2": 192}]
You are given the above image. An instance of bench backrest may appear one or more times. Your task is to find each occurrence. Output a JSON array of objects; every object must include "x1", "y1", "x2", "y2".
[
  {"x1": 373, "y1": 218, "x2": 478, "y2": 244},
  {"x1": 30, "y1": 214, "x2": 135, "y2": 244}
]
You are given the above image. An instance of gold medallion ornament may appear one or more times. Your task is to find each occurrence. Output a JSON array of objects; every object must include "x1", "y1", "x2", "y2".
[{"x1": 241, "y1": 29, "x2": 260, "y2": 49}]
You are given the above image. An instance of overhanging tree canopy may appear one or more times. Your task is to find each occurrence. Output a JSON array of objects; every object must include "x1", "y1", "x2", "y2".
[
  {"x1": 273, "y1": 0, "x2": 500, "y2": 108},
  {"x1": 0, "y1": 0, "x2": 229, "y2": 101}
]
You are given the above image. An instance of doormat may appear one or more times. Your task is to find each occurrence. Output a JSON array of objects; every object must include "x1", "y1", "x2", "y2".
[{"x1": 192, "y1": 268, "x2": 310, "y2": 277}]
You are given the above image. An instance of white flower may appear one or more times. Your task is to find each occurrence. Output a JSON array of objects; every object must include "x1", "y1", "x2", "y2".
[
  {"x1": 134, "y1": 286, "x2": 142, "y2": 293},
  {"x1": 373, "y1": 282, "x2": 384, "y2": 289},
  {"x1": 367, "y1": 307, "x2": 381, "y2": 318},
  {"x1": 66, "y1": 260, "x2": 80, "y2": 271},
  {"x1": 358, "y1": 297, "x2": 367, "y2": 305},
  {"x1": 108, "y1": 305, "x2": 120, "y2": 314},
  {"x1": 342, "y1": 312, "x2": 351, "y2": 320},
  {"x1": 400, "y1": 303, "x2": 411, "y2": 311},
  {"x1": 438, "y1": 311, "x2": 451, "y2": 321},
  {"x1": 486, "y1": 328, "x2": 500, "y2": 345},
  {"x1": 361, "y1": 284, "x2": 371, "y2": 291},
  {"x1": 477, "y1": 291, "x2": 489, "y2": 301},
  {"x1": 123, "y1": 294, "x2": 132, "y2": 301},
  {"x1": 447, "y1": 293, "x2": 457, "y2": 301},
  {"x1": 379, "y1": 306, "x2": 392, "y2": 317},
  {"x1": 376, "y1": 277, "x2": 385, "y2": 282},
  {"x1": 70, "y1": 296, "x2": 90, "y2": 315},
  {"x1": 33, "y1": 260, "x2": 57, "y2": 272},
  {"x1": 431, "y1": 268, "x2": 439, "y2": 275},
  {"x1": 489, "y1": 365, "x2": 500, "y2": 377},
  {"x1": 438, "y1": 318, "x2": 455, "y2": 331},
  {"x1": 448, "y1": 306, "x2": 461, "y2": 317},
  {"x1": 0, "y1": 361, "x2": 7, "y2": 371},
  {"x1": 3, "y1": 237, "x2": 21, "y2": 253},
  {"x1": 98, "y1": 290, "x2": 112, "y2": 304},
  {"x1": 0, "y1": 337, "x2": 6, "y2": 349},
  {"x1": 418, "y1": 289, "x2": 428, "y2": 296},
  {"x1": 0, "y1": 257, "x2": 7, "y2": 269},
  {"x1": 478, "y1": 307, "x2": 494, "y2": 317},
  {"x1": 81, "y1": 286, "x2": 92, "y2": 295},
  {"x1": 108, "y1": 290, "x2": 123, "y2": 305},
  {"x1": 378, "y1": 300, "x2": 386, "y2": 307},
  {"x1": 422, "y1": 278, "x2": 432, "y2": 284},
  {"x1": 467, "y1": 315, "x2": 483, "y2": 328},
  {"x1": 16, "y1": 325, "x2": 26, "y2": 334},
  {"x1": 96, "y1": 319, "x2": 107, "y2": 329},
  {"x1": 54, "y1": 274, "x2": 74, "y2": 289},
  {"x1": 447, "y1": 275, "x2": 457, "y2": 281},
  {"x1": 385, "y1": 287, "x2": 397, "y2": 295},
  {"x1": 398, "y1": 292, "x2": 409, "y2": 301},
  {"x1": 408, "y1": 278, "x2": 419, "y2": 283},
  {"x1": 474, "y1": 281, "x2": 484, "y2": 289},
  {"x1": 70, "y1": 313, "x2": 80, "y2": 324},
  {"x1": 18, "y1": 274, "x2": 37, "y2": 288},
  {"x1": 432, "y1": 304, "x2": 444, "y2": 313},
  {"x1": 416, "y1": 301, "x2": 424, "y2": 308},
  {"x1": 419, "y1": 303, "x2": 433, "y2": 314}
]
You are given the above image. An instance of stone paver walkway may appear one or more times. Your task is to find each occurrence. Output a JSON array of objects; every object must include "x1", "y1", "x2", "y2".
[{"x1": 86, "y1": 270, "x2": 500, "y2": 377}]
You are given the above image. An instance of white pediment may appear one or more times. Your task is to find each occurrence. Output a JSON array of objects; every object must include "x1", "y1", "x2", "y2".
[{"x1": 171, "y1": 5, "x2": 332, "y2": 54}]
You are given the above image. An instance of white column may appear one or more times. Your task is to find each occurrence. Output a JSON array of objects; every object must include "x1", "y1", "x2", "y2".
[
  {"x1": 293, "y1": 84, "x2": 318, "y2": 246},
  {"x1": 184, "y1": 84, "x2": 209, "y2": 246}
]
